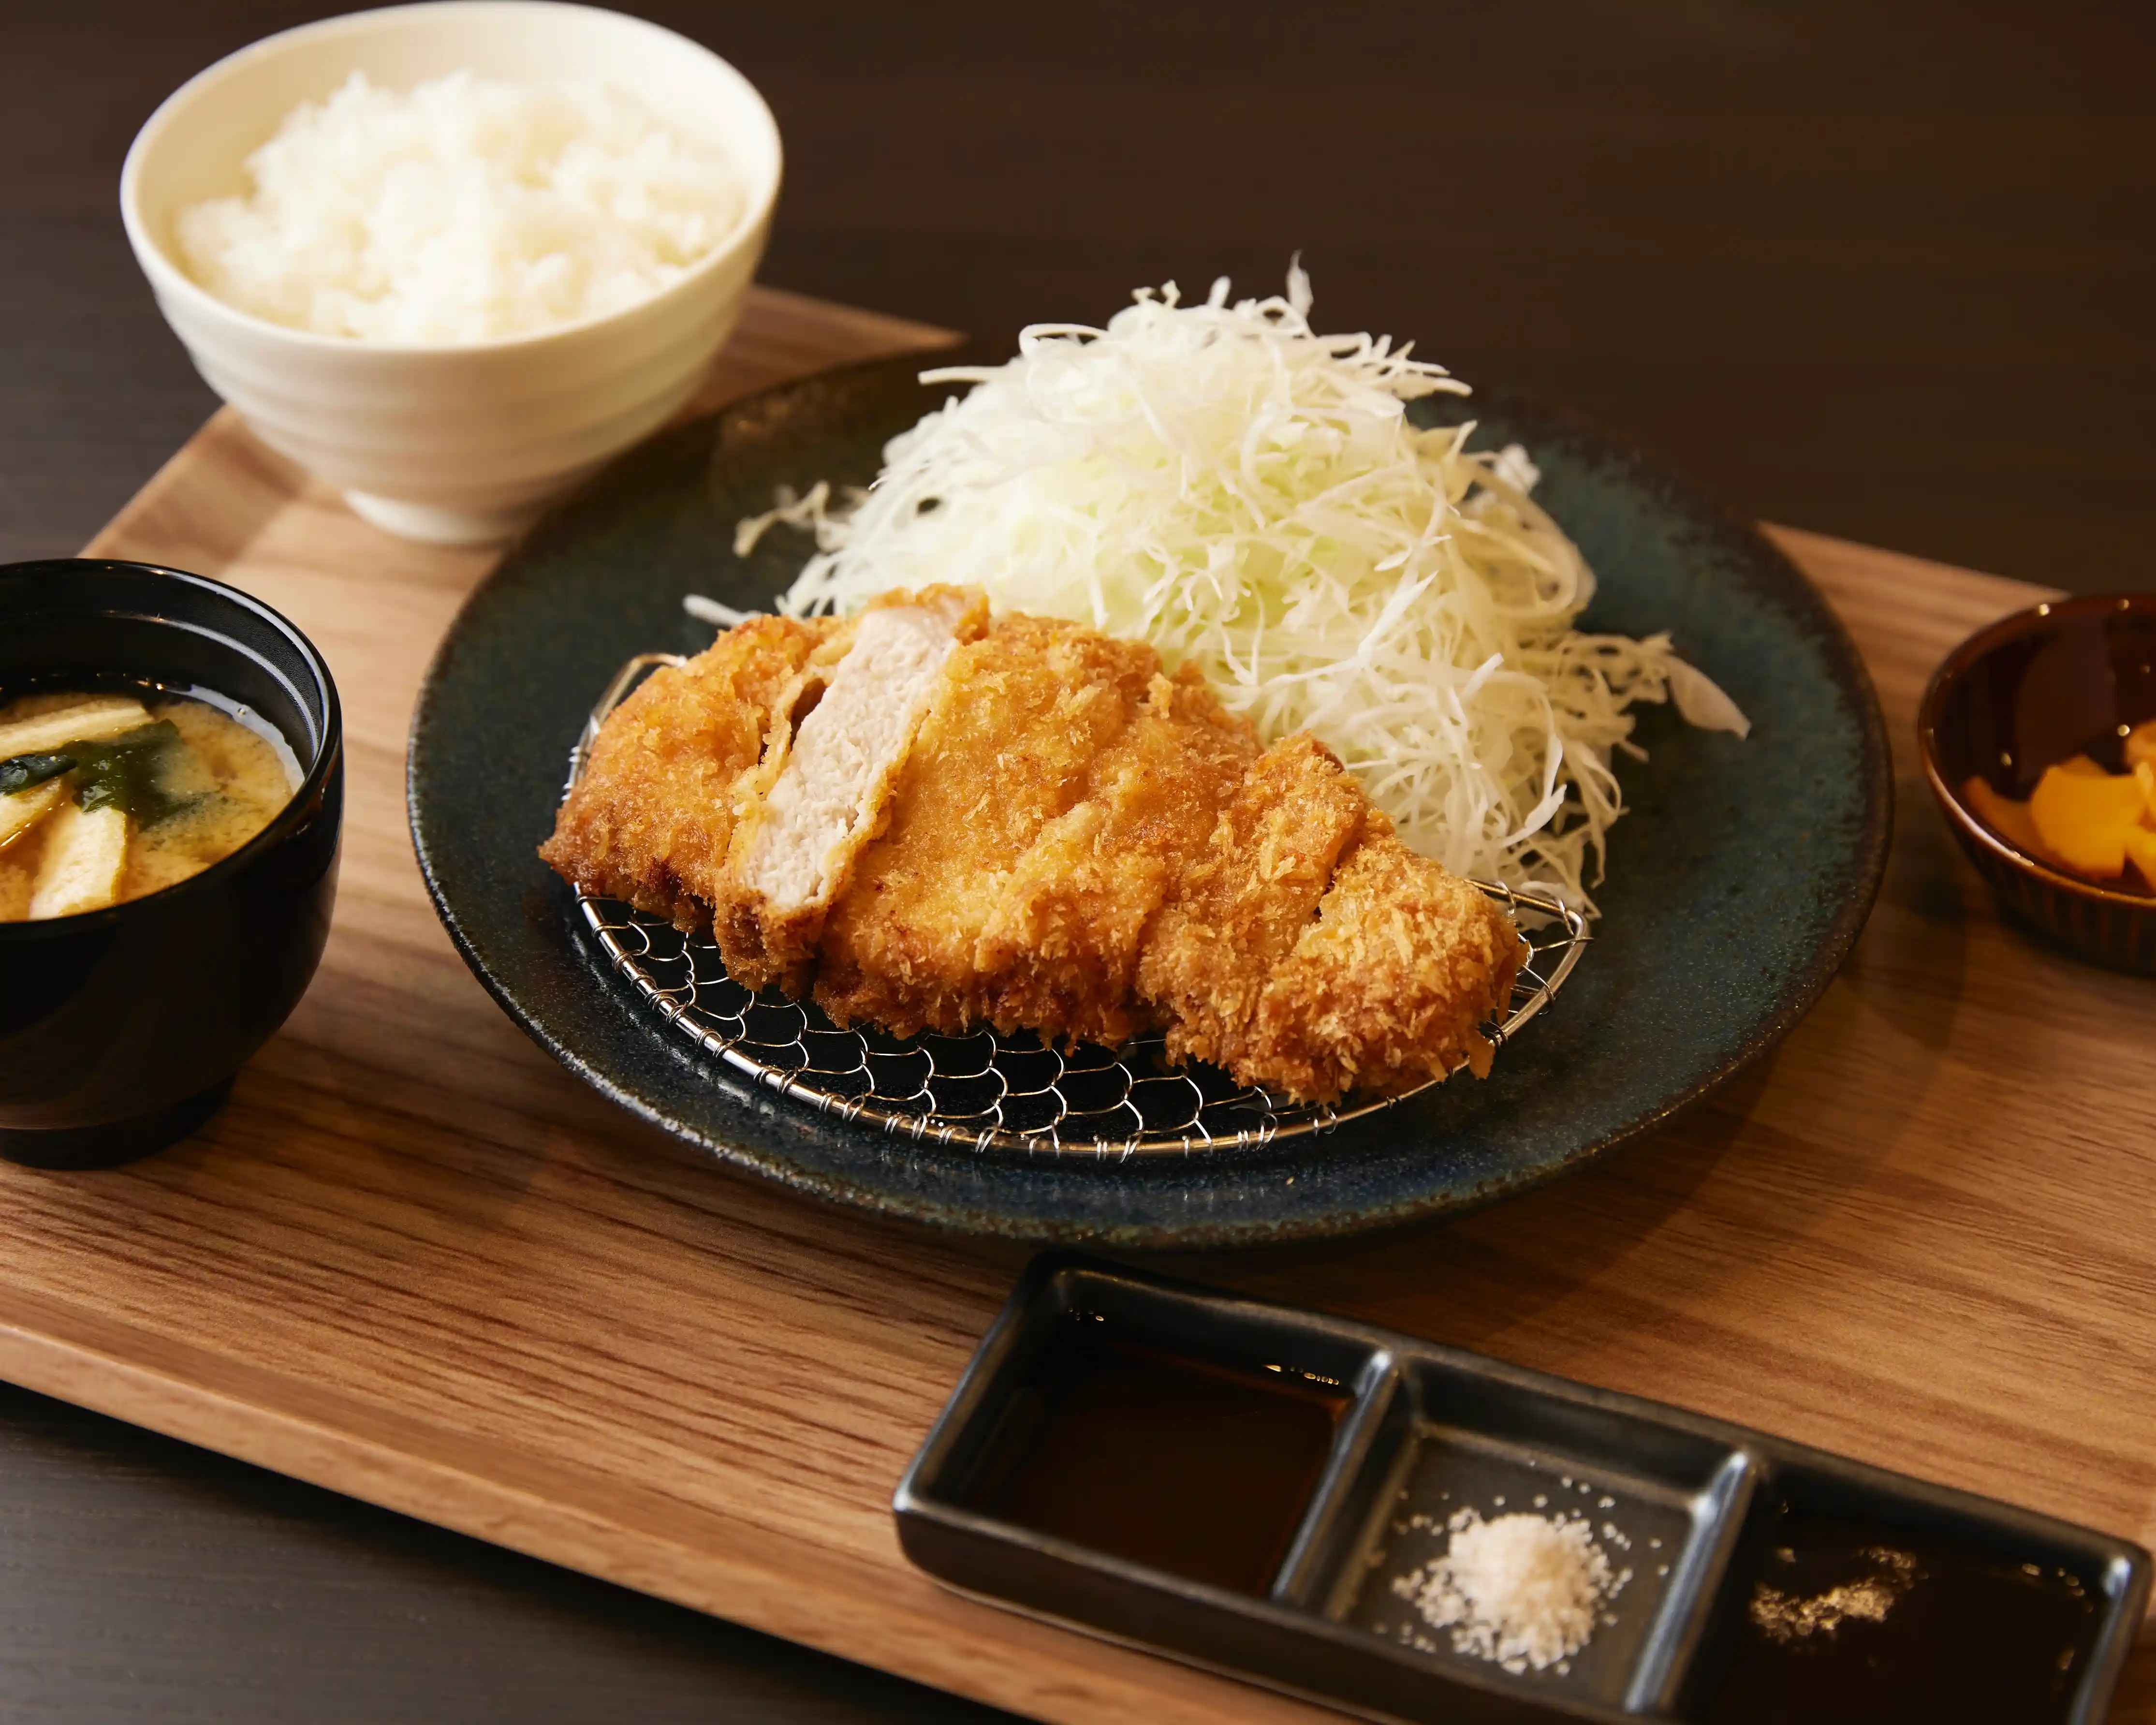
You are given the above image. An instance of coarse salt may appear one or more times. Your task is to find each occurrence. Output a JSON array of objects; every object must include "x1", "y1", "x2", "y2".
[{"x1": 1393, "y1": 1509, "x2": 1620, "y2": 1674}]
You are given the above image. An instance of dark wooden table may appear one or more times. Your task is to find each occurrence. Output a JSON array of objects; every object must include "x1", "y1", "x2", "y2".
[{"x1": 3, "y1": 3, "x2": 2152, "y2": 1719}]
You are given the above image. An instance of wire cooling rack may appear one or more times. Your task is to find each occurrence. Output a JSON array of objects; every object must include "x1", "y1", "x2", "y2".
[{"x1": 566, "y1": 653, "x2": 1589, "y2": 1160}]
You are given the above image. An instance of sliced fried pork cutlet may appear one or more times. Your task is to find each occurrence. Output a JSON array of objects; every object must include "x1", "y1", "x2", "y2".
[
  {"x1": 716, "y1": 588, "x2": 986, "y2": 994},
  {"x1": 1249, "y1": 821, "x2": 1523, "y2": 1099},
  {"x1": 1134, "y1": 734, "x2": 1369, "y2": 1080},
  {"x1": 973, "y1": 664, "x2": 1259, "y2": 1048},
  {"x1": 540, "y1": 587, "x2": 1526, "y2": 1106},
  {"x1": 538, "y1": 613, "x2": 835, "y2": 931},
  {"x1": 813, "y1": 615, "x2": 1156, "y2": 1038}
]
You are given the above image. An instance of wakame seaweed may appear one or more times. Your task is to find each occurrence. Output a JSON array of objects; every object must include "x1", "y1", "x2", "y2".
[
  {"x1": 0, "y1": 752, "x2": 75, "y2": 796},
  {"x1": 67, "y1": 722, "x2": 190, "y2": 825}
]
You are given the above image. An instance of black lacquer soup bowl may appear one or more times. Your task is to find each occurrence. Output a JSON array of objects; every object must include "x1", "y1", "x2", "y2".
[{"x1": 0, "y1": 560, "x2": 342, "y2": 1167}]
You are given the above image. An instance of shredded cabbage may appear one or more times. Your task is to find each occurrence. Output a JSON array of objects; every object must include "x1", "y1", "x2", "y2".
[{"x1": 758, "y1": 266, "x2": 1746, "y2": 911}]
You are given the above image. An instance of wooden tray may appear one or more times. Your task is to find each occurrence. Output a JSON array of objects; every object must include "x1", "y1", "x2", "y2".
[{"x1": 5, "y1": 287, "x2": 2153, "y2": 1724}]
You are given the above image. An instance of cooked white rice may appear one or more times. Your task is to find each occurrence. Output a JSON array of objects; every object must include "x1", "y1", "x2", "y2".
[{"x1": 176, "y1": 70, "x2": 741, "y2": 343}]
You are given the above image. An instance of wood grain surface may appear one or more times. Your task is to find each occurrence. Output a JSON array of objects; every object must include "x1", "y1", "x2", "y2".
[{"x1": 4, "y1": 285, "x2": 2154, "y2": 1723}]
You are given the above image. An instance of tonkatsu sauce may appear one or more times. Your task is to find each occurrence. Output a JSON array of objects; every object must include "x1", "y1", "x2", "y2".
[
  {"x1": 963, "y1": 1314, "x2": 1348, "y2": 1596},
  {"x1": 1695, "y1": 1502, "x2": 2105, "y2": 1725}
]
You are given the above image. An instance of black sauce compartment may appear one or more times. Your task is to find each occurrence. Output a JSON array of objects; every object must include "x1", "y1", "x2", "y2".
[
  {"x1": 1688, "y1": 1459, "x2": 2143, "y2": 1725},
  {"x1": 895, "y1": 1256, "x2": 2150, "y2": 1724}
]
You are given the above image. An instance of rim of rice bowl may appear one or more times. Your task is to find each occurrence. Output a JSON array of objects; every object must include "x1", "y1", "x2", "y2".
[{"x1": 119, "y1": 1, "x2": 782, "y2": 357}]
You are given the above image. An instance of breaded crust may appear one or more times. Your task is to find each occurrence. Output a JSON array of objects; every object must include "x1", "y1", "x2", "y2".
[
  {"x1": 1135, "y1": 734, "x2": 1370, "y2": 1080},
  {"x1": 1246, "y1": 819, "x2": 1524, "y2": 1100},
  {"x1": 974, "y1": 664, "x2": 1259, "y2": 1048},
  {"x1": 539, "y1": 591, "x2": 1527, "y2": 1106},
  {"x1": 537, "y1": 614, "x2": 835, "y2": 930},
  {"x1": 813, "y1": 615, "x2": 1154, "y2": 1038}
]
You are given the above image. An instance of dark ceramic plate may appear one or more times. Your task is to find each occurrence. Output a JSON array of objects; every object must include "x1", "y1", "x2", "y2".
[{"x1": 409, "y1": 356, "x2": 1890, "y2": 1245}]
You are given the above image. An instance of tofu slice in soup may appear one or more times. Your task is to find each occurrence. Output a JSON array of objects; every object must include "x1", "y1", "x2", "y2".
[
  {"x1": 0, "y1": 696, "x2": 150, "y2": 759},
  {"x1": 0, "y1": 779, "x2": 66, "y2": 848},
  {"x1": 28, "y1": 800, "x2": 129, "y2": 919}
]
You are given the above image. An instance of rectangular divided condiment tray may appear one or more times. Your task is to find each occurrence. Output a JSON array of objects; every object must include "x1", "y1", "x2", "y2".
[{"x1": 894, "y1": 1257, "x2": 2151, "y2": 1724}]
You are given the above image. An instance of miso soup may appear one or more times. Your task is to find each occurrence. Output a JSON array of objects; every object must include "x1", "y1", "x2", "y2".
[{"x1": 0, "y1": 687, "x2": 300, "y2": 922}]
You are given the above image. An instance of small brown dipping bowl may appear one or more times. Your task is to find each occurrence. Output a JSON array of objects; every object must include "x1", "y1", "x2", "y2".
[{"x1": 1919, "y1": 593, "x2": 2156, "y2": 974}]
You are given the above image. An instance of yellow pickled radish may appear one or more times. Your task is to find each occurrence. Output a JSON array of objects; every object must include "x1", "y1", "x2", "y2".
[
  {"x1": 2028, "y1": 758, "x2": 2147, "y2": 878},
  {"x1": 2127, "y1": 826, "x2": 2156, "y2": 892},
  {"x1": 1962, "y1": 776, "x2": 2062, "y2": 866}
]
